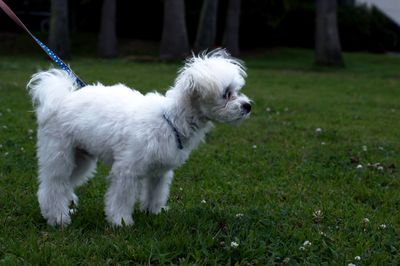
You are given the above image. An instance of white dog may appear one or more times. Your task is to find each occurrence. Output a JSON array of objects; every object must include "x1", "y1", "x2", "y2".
[{"x1": 27, "y1": 49, "x2": 251, "y2": 227}]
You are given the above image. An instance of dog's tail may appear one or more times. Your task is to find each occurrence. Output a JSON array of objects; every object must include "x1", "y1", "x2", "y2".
[{"x1": 27, "y1": 69, "x2": 79, "y2": 123}]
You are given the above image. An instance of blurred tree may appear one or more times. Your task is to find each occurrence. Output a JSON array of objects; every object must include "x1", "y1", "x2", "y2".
[
  {"x1": 222, "y1": 0, "x2": 241, "y2": 56},
  {"x1": 194, "y1": 0, "x2": 218, "y2": 52},
  {"x1": 315, "y1": 0, "x2": 344, "y2": 66},
  {"x1": 98, "y1": 0, "x2": 118, "y2": 58},
  {"x1": 49, "y1": 0, "x2": 70, "y2": 59},
  {"x1": 160, "y1": 0, "x2": 190, "y2": 59}
]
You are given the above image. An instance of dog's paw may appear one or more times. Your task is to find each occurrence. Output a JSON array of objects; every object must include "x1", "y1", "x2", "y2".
[
  {"x1": 160, "y1": 205, "x2": 170, "y2": 212},
  {"x1": 107, "y1": 215, "x2": 134, "y2": 227},
  {"x1": 46, "y1": 213, "x2": 71, "y2": 227},
  {"x1": 146, "y1": 205, "x2": 170, "y2": 215},
  {"x1": 68, "y1": 195, "x2": 79, "y2": 215},
  {"x1": 70, "y1": 193, "x2": 79, "y2": 207}
]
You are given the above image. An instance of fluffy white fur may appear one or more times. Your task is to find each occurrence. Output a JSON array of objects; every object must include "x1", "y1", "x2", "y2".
[{"x1": 27, "y1": 49, "x2": 251, "y2": 227}]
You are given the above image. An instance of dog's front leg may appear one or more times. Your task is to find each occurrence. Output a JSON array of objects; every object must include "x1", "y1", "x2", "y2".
[
  {"x1": 104, "y1": 167, "x2": 137, "y2": 226},
  {"x1": 140, "y1": 170, "x2": 173, "y2": 214}
]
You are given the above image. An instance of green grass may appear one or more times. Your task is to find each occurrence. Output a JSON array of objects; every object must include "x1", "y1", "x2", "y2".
[{"x1": 0, "y1": 48, "x2": 399, "y2": 265}]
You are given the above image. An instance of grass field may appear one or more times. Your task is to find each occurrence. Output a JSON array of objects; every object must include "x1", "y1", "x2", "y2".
[{"x1": 0, "y1": 48, "x2": 399, "y2": 265}]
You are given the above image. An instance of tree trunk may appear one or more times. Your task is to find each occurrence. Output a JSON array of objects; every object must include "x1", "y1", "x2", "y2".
[
  {"x1": 315, "y1": 0, "x2": 344, "y2": 66},
  {"x1": 49, "y1": 0, "x2": 70, "y2": 59},
  {"x1": 222, "y1": 0, "x2": 241, "y2": 56},
  {"x1": 98, "y1": 0, "x2": 118, "y2": 58},
  {"x1": 194, "y1": 0, "x2": 219, "y2": 53},
  {"x1": 160, "y1": 0, "x2": 190, "y2": 59}
]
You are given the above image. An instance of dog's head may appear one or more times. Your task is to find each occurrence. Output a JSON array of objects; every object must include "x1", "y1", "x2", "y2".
[{"x1": 169, "y1": 49, "x2": 251, "y2": 124}]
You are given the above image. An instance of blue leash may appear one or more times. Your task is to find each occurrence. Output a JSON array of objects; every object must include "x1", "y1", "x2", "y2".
[
  {"x1": 33, "y1": 36, "x2": 86, "y2": 87},
  {"x1": 163, "y1": 113, "x2": 184, "y2": 150},
  {"x1": 0, "y1": 0, "x2": 86, "y2": 88}
]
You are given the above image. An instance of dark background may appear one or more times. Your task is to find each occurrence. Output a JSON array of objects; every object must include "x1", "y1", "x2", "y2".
[{"x1": 1, "y1": 0, "x2": 400, "y2": 53}]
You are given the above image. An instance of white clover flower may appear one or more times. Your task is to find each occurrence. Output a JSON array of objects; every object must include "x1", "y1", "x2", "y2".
[
  {"x1": 363, "y1": 218, "x2": 370, "y2": 224},
  {"x1": 201, "y1": 199, "x2": 206, "y2": 204},
  {"x1": 362, "y1": 145, "x2": 368, "y2": 152},
  {"x1": 313, "y1": 210, "x2": 322, "y2": 217},
  {"x1": 379, "y1": 224, "x2": 387, "y2": 229},
  {"x1": 266, "y1": 107, "x2": 271, "y2": 112},
  {"x1": 319, "y1": 231, "x2": 327, "y2": 237},
  {"x1": 354, "y1": 256, "x2": 361, "y2": 261},
  {"x1": 230, "y1": 241, "x2": 239, "y2": 248},
  {"x1": 315, "y1": 128, "x2": 322, "y2": 133},
  {"x1": 321, "y1": 142, "x2": 326, "y2": 145},
  {"x1": 377, "y1": 166, "x2": 384, "y2": 171},
  {"x1": 20, "y1": 147, "x2": 24, "y2": 152},
  {"x1": 28, "y1": 129, "x2": 34, "y2": 135},
  {"x1": 299, "y1": 240, "x2": 312, "y2": 251},
  {"x1": 252, "y1": 145, "x2": 257, "y2": 149},
  {"x1": 235, "y1": 213, "x2": 244, "y2": 218},
  {"x1": 179, "y1": 187, "x2": 183, "y2": 191},
  {"x1": 356, "y1": 164, "x2": 363, "y2": 169},
  {"x1": 4, "y1": 152, "x2": 9, "y2": 156},
  {"x1": 348, "y1": 263, "x2": 356, "y2": 266},
  {"x1": 2, "y1": 125, "x2": 7, "y2": 129}
]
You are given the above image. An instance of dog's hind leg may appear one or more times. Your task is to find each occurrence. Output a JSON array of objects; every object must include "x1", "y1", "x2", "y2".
[
  {"x1": 69, "y1": 148, "x2": 97, "y2": 205},
  {"x1": 36, "y1": 132, "x2": 76, "y2": 227},
  {"x1": 104, "y1": 163, "x2": 137, "y2": 226},
  {"x1": 71, "y1": 149, "x2": 97, "y2": 187},
  {"x1": 140, "y1": 170, "x2": 173, "y2": 214}
]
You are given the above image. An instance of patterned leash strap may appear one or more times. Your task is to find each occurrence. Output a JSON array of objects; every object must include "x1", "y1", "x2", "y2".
[{"x1": 0, "y1": 0, "x2": 86, "y2": 88}]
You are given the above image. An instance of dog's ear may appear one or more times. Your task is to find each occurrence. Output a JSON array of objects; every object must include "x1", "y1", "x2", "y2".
[{"x1": 175, "y1": 67, "x2": 219, "y2": 100}]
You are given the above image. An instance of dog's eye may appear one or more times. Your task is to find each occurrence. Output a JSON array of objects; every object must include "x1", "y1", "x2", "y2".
[{"x1": 223, "y1": 89, "x2": 232, "y2": 100}]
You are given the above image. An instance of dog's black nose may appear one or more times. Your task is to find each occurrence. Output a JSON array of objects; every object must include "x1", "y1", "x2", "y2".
[{"x1": 242, "y1": 103, "x2": 252, "y2": 113}]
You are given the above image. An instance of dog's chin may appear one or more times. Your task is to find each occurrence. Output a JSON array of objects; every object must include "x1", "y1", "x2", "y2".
[
  {"x1": 213, "y1": 113, "x2": 250, "y2": 125},
  {"x1": 230, "y1": 114, "x2": 251, "y2": 125}
]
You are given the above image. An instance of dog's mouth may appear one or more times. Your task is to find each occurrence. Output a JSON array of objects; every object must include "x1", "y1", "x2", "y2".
[{"x1": 226, "y1": 112, "x2": 250, "y2": 125}]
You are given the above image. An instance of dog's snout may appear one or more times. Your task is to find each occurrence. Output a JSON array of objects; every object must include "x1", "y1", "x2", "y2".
[{"x1": 242, "y1": 102, "x2": 251, "y2": 113}]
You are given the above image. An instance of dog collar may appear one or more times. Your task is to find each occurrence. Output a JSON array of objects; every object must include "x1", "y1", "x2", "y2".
[{"x1": 163, "y1": 113, "x2": 184, "y2": 150}]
